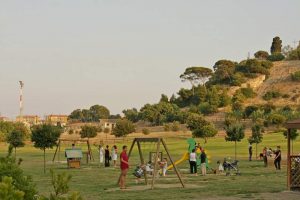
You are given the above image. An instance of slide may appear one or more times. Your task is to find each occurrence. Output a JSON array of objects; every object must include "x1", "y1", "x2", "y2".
[{"x1": 167, "y1": 152, "x2": 189, "y2": 170}]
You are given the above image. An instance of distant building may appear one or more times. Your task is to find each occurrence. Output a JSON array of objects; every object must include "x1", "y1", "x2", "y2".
[
  {"x1": 16, "y1": 115, "x2": 40, "y2": 126},
  {"x1": 46, "y1": 115, "x2": 68, "y2": 126},
  {"x1": 0, "y1": 116, "x2": 9, "y2": 122},
  {"x1": 99, "y1": 119, "x2": 117, "y2": 131}
]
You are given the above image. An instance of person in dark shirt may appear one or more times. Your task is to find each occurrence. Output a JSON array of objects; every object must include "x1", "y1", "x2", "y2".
[
  {"x1": 200, "y1": 149, "x2": 207, "y2": 176},
  {"x1": 248, "y1": 144, "x2": 253, "y2": 161},
  {"x1": 104, "y1": 145, "x2": 110, "y2": 167},
  {"x1": 274, "y1": 146, "x2": 281, "y2": 170}
]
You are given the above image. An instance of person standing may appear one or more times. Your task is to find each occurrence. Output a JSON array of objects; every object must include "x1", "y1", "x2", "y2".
[
  {"x1": 248, "y1": 144, "x2": 253, "y2": 161},
  {"x1": 119, "y1": 145, "x2": 129, "y2": 189},
  {"x1": 189, "y1": 149, "x2": 197, "y2": 176},
  {"x1": 200, "y1": 149, "x2": 207, "y2": 176},
  {"x1": 99, "y1": 145, "x2": 104, "y2": 165},
  {"x1": 111, "y1": 145, "x2": 118, "y2": 168},
  {"x1": 104, "y1": 145, "x2": 110, "y2": 167},
  {"x1": 274, "y1": 146, "x2": 281, "y2": 170},
  {"x1": 263, "y1": 147, "x2": 268, "y2": 167}
]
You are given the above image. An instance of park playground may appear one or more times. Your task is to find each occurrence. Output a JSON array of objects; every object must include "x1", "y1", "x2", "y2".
[{"x1": 1, "y1": 131, "x2": 300, "y2": 200}]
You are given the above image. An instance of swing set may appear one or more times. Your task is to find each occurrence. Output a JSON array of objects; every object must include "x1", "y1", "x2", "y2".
[
  {"x1": 52, "y1": 139, "x2": 94, "y2": 165},
  {"x1": 128, "y1": 137, "x2": 185, "y2": 189}
]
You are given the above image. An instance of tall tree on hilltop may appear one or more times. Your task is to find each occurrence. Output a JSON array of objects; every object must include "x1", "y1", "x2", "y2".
[
  {"x1": 271, "y1": 36, "x2": 282, "y2": 54},
  {"x1": 180, "y1": 66, "x2": 213, "y2": 94}
]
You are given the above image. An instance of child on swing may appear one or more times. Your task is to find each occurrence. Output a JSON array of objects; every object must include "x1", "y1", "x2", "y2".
[{"x1": 160, "y1": 158, "x2": 168, "y2": 176}]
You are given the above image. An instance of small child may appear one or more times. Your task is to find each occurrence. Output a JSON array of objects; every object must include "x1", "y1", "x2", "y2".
[
  {"x1": 217, "y1": 160, "x2": 224, "y2": 173},
  {"x1": 160, "y1": 158, "x2": 168, "y2": 176},
  {"x1": 133, "y1": 165, "x2": 144, "y2": 184},
  {"x1": 145, "y1": 161, "x2": 153, "y2": 175}
]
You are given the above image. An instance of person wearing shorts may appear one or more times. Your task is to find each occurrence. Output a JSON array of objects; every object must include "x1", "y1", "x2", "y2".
[{"x1": 119, "y1": 145, "x2": 129, "y2": 189}]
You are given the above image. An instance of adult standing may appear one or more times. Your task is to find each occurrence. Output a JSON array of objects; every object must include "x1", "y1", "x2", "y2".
[
  {"x1": 274, "y1": 146, "x2": 281, "y2": 170},
  {"x1": 200, "y1": 149, "x2": 207, "y2": 176},
  {"x1": 119, "y1": 145, "x2": 129, "y2": 189},
  {"x1": 248, "y1": 144, "x2": 253, "y2": 161},
  {"x1": 111, "y1": 145, "x2": 118, "y2": 168},
  {"x1": 189, "y1": 149, "x2": 197, "y2": 176},
  {"x1": 105, "y1": 145, "x2": 110, "y2": 167},
  {"x1": 263, "y1": 147, "x2": 268, "y2": 167}
]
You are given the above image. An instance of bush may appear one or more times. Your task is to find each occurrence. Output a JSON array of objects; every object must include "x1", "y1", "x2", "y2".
[
  {"x1": 291, "y1": 71, "x2": 300, "y2": 82},
  {"x1": 103, "y1": 127, "x2": 110, "y2": 134},
  {"x1": 240, "y1": 87, "x2": 256, "y2": 98},
  {"x1": 254, "y1": 50, "x2": 269, "y2": 60},
  {"x1": 268, "y1": 113, "x2": 286, "y2": 125},
  {"x1": 171, "y1": 121, "x2": 180, "y2": 132},
  {"x1": 263, "y1": 90, "x2": 282, "y2": 100},
  {"x1": 164, "y1": 124, "x2": 171, "y2": 132},
  {"x1": 142, "y1": 128, "x2": 150, "y2": 135},
  {"x1": 0, "y1": 154, "x2": 37, "y2": 200},
  {"x1": 68, "y1": 129, "x2": 74, "y2": 134},
  {"x1": 112, "y1": 119, "x2": 135, "y2": 137},
  {"x1": 267, "y1": 53, "x2": 285, "y2": 61},
  {"x1": 282, "y1": 94, "x2": 290, "y2": 98},
  {"x1": 199, "y1": 102, "x2": 218, "y2": 115}
]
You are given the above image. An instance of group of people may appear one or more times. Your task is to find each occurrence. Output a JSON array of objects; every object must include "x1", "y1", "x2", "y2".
[
  {"x1": 97, "y1": 144, "x2": 118, "y2": 167},
  {"x1": 189, "y1": 144, "x2": 207, "y2": 176},
  {"x1": 248, "y1": 144, "x2": 282, "y2": 170}
]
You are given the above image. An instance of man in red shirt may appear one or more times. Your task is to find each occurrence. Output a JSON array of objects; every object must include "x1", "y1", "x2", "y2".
[{"x1": 119, "y1": 145, "x2": 129, "y2": 189}]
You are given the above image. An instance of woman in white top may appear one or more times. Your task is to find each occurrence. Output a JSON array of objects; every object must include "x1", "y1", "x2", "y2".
[
  {"x1": 111, "y1": 145, "x2": 118, "y2": 167},
  {"x1": 99, "y1": 145, "x2": 104, "y2": 164},
  {"x1": 189, "y1": 149, "x2": 197, "y2": 175}
]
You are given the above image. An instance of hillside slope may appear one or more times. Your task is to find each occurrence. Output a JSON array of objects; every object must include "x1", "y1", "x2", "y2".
[{"x1": 246, "y1": 60, "x2": 300, "y2": 106}]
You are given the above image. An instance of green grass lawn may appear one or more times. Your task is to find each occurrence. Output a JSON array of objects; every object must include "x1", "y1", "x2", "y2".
[{"x1": 1, "y1": 132, "x2": 299, "y2": 200}]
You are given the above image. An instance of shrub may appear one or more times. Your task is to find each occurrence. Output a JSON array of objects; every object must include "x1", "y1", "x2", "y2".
[
  {"x1": 164, "y1": 124, "x2": 171, "y2": 132},
  {"x1": 267, "y1": 53, "x2": 285, "y2": 61},
  {"x1": 142, "y1": 128, "x2": 150, "y2": 135},
  {"x1": 199, "y1": 102, "x2": 218, "y2": 115},
  {"x1": 254, "y1": 50, "x2": 269, "y2": 60},
  {"x1": 291, "y1": 71, "x2": 300, "y2": 82},
  {"x1": 0, "y1": 155, "x2": 37, "y2": 200},
  {"x1": 268, "y1": 113, "x2": 286, "y2": 125},
  {"x1": 112, "y1": 119, "x2": 135, "y2": 137},
  {"x1": 282, "y1": 94, "x2": 290, "y2": 98},
  {"x1": 263, "y1": 90, "x2": 282, "y2": 100},
  {"x1": 240, "y1": 87, "x2": 256, "y2": 98},
  {"x1": 171, "y1": 121, "x2": 180, "y2": 132},
  {"x1": 68, "y1": 129, "x2": 74, "y2": 134},
  {"x1": 103, "y1": 127, "x2": 110, "y2": 133}
]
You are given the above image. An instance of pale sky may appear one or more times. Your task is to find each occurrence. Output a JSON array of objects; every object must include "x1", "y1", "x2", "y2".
[{"x1": 1, "y1": 0, "x2": 300, "y2": 119}]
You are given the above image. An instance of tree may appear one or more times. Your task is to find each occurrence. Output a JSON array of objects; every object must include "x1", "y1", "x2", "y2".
[
  {"x1": 31, "y1": 125, "x2": 63, "y2": 173},
  {"x1": 254, "y1": 51, "x2": 269, "y2": 60},
  {"x1": 180, "y1": 66, "x2": 213, "y2": 94},
  {"x1": 0, "y1": 153, "x2": 37, "y2": 200},
  {"x1": 283, "y1": 129, "x2": 299, "y2": 154},
  {"x1": 270, "y1": 36, "x2": 282, "y2": 54},
  {"x1": 68, "y1": 109, "x2": 83, "y2": 122},
  {"x1": 211, "y1": 60, "x2": 236, "y2": 85},
  {"x1": 225, "y1": 123, "x2": 245, "y2": 160},
  {"x1": 0, "y1": 176, "x2": 24, "y2": 200},
  {"x1": 112, "y1": 119, "x2": 135, "y2": 138},
  {"x1": 160, "y1": 94, "x2": 169, "y2": 103},
  {"x1": 39, "y1": 169, "x2": 83, "y2": 200},
  {"x1": 6, "y1": 129, "x2": 25, "y2": 158},
  {"x1": 79, "y1": 125, "x2": 98, "y2": 139},
  {"x1": 89, "y1": 105, "x2": 110, "y2": 121},
  {"x1": 122, "y1": 108, "x2": 140, "y2": 123},
  {"x1": 186, "y1": 113, "x2": 217, "y2": 143},
  {"x1": 248, "y1": 124, "x2": 263, "y2": 160},
  {"x1": 0, "y1": 121, "x2": 15, "y2": 142}
]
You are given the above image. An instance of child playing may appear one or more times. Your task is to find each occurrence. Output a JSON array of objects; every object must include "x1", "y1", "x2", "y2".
[
  {"x1": 217, "y1": 160, "x2": 224, "y2": 173},
  {"x1": 160, "y1": 158, "x2": 168, "y2": 176}
]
